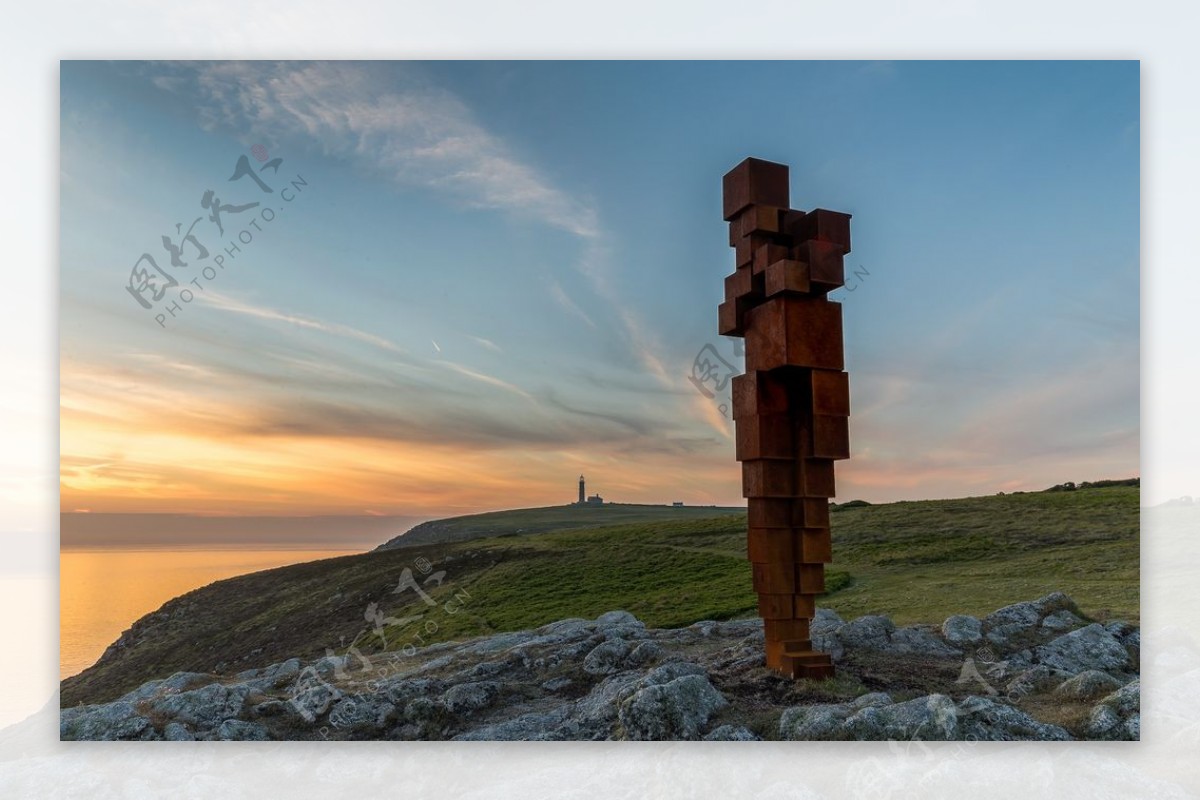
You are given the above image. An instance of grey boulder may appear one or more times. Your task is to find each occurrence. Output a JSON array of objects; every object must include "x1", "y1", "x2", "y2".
[
  {"x1": 955, "y1": 696, "x2": 1071, "y2": 741},
  {"x1": 618, "y1": 674, "x2": 727, "y2": 740},
  {"x1": 835, "y1": 615, "x2": 895, "y2": 650},
  {"x1": 704, "y1": 724, "x2": 759, "y2": 741},
  {"x1": 779, "y1": 703, "x2": 852, "y2": 740},
  {"x1": 843, "y1": 694, "x2": 960, "y2": 741},
  {"x1": 1054, "y1": 670, "x2": 1123, "y2": 700},
  {"x1": 1034, "y1": 624, "x2": 1131, "y2": 675},
  {"x1": 942, "y1": 615, "x2": 983, "y2": 645},
  {"x1": 442, "y1": 681, "x2": 499, "y2": 715}
]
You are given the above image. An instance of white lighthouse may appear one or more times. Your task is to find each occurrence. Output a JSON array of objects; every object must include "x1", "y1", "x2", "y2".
[{"x1": 578, "y1": 474, "x2": 586, "y2": 505}]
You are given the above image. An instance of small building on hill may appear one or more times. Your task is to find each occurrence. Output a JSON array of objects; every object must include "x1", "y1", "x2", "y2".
[{"x1": 576, "y1": 474, "x2": 604, "y2": 505}]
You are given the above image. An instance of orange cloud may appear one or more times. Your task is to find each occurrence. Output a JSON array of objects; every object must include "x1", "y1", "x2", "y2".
[{"x1": 60, "y1": 358, "x2": 745, "y2": 515}]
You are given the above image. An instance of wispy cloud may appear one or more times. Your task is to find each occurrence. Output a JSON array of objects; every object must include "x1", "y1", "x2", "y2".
[
  {"x1": 201, "y1": 290, "x2": 410, "y2": 356},
  {"x1": 156, "y1": 61, "x2": 680, "y2": 400},
  {"x1": 434, "y1": 360, "x2": 535, "y2": 403},
  {"x1": 468, "y1": 335, "x2": 502, "y2": 353},
  {"x1": 691, "y1": 390, "x2": 733, "y2": 441},
  {"x1": 615, "y1": 304, "x2": 672, "y2": 389},
  {"x1": 837, "y1": 338, "x2": 1139, "y2": 500},
  {"x1": 549, "y1": 279, "x2": 596, "y2": 328},
  {"x1": 561, "y1": 240, "x2": 674, "y2": 391},
  {"x1": 157, "y1": 61, "x2": 681, "y2": 396},
  {"x1": 157, "y1": 61, "x2": 598, "y2": 238}
]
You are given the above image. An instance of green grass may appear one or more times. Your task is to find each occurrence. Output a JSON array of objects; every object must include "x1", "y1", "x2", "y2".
[
  {"x1": 826, "y1": 488, "x2": 1139, "y2": 621},
  {"x1": 61, "y1": 486, "x2": 1138, "y2": 707},
  {"x1": 431, "y1": 518, "x2": 857, "y2": 635}
]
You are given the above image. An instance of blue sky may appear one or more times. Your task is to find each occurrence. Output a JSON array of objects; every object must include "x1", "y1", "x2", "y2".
[{"x1": 59, "y1": 60, "x2": 1139, "y2": 516}]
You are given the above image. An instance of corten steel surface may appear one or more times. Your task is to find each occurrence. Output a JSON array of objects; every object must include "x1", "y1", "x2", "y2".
[{"x1": 720, "y1": 156, "x2": 852, "y2": 681}]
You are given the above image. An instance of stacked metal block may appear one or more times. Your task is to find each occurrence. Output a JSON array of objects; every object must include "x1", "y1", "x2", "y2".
[{"x1": 719, "y1": 157, "x2": 852, "y2": 680}]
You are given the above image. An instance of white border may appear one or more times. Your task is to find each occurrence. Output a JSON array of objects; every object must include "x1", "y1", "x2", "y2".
[{"x1": 4, "y1": 1, "x2": 1197, "y2": 797}]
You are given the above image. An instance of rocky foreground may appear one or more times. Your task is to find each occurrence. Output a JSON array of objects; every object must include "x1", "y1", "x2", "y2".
[{"x1": 60, "y1": 592, "x2": 1139, "y2": 741}]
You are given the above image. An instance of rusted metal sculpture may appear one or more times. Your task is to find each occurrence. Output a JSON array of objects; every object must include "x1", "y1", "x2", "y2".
[{"x1": 720, "y1": 157, "x2": 852, "y2": 680}]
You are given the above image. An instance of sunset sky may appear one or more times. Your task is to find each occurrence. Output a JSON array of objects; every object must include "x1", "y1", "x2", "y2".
[{"x1": 60, "y1": 60, "x2": 1139, "y2": 519}]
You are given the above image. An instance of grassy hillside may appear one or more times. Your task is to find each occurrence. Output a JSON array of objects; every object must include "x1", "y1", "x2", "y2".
[
  {"x1": 374, "y1": 502, "x2": 745, "y2": 549},
  {"x1": 826, "y1": 487, "x2": 1138, "y2": 621},
  {"x1": 61, "y1": 486, "x2": 1138, "y2": 707}
]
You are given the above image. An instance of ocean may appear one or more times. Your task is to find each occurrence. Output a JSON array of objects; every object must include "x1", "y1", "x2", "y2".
[{"x1": 59, "y1": 548, "x2": 361, "y2": 680}]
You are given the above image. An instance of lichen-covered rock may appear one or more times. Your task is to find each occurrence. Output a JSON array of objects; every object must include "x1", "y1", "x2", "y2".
[
  {"x1": 811, "y1": 608, "x2": 844, "y2": 635},
  {"x1": 211, "y1": 719, "x2": 269, "y2": 741},
  {"x1": 942, "y1": 615, "x2": 983, "y2": 645},
  {"x1": 442, "y1": 681, "x2": 499, "y2": 715},
  {"x1": 1106, "y1": 679, "x2": 1140, "y2": 716},
  {"x1": 618, "y1": 674, "x2": 727, "y2": 740},
  {"x1": 453, "y1": 706, "x2": 576, "y2": 741},
  {"x1": 983, "y1": 600, "x2": 1042, "y2": 631},
  {"x1": 462, "y1": 652, "x2": 526, "y2": 681},
  {"x1": 983, "y1": 592, "x2": 1077, "y2": 646},
  {"x1": 311, "y1": 654, "x2": 349, "y2": 681},
  {"x1": 118, "y1": 671, "x2": 209, "y2": 705},
  {"x1": 835, "y1": 615, "x2": 895, "y2": 650},
  {"x1": 1122, "y1": 629, "x2": 1140, "y2": 661},
  {"x1": 572, "y1": 671, "x2": 644, "y2": 734},
  {"x1": 811, "y1": 631, "x2": 845, "y2": 661},
  {"x1": 641, "y1": 661, "x2": 707, "y2": 686},
  {"x1": 704, "y1": 724, "x2": 759, "y2": 741},
  {"x1": 844, "y1": 694, "x2": 959, "y2": 741},
  {"x1": 707, "y1": 619, "x2": 762, "y2": 639},
  {"x1": 1006, "y1": 664, "x2": 1069, "y2": 697},
  {"x1": 1041, "y1": 609, "x2": 1084, "y2": 632},
  {"x1": 162, "y1": 721, "x2": 193, "y2": 741},
  {"x1": 1085, "y1": 703, "x2": 1124, "y2": 739},
  {"x1": 779, "y1": 703, "x2": 852, "y2": 740},
  {"x1": 826, "y1": 614, "x2": 958, "y2": 657},
  {"x1": 402, "y1": 697, "x2": 441, "y2": 724},
  {"x1": 1034, "y1": 592, "x2": 1075, "y2": 615},
  {"x1": 390, "y1": 696, "x2": 451, "y2": 740},
  {"x1": 1054, "y1": 670, "x2": 1123, "y2": 700},
  {"x1": 1034, "y1": 624, "x2": 1131, "y2": 675},
  {"x1": 627, "y1": 641, "x2": 663, "y2": 667},
  {"x1": 574, "y1": 660, "x2": 710, "y2": 735},
  {"x1": 286, "y1": 679, "x2": 342, "y2": 723},
  {"x1": 534, "y1": 618, "x2": 591, "y2": 639},
  {"x1": 1105, "y1": 622, "x2": 1141, "y2": 662},
  {"x1": 60, "y1": 701, "x2": 149, "y2": 741},
  {"x1": 595, "y1": 610, "x2": 641, "y2": 628},
  {"x1": 328, "y1": 696, "x2": 395, "y2": 730},
  {"x1": 379, "y1": 677, "x2": 445, "y2": 707},
  {"x1": 1005, "y1": 648, "x2": 1036, "y2": 672},
  {"x1": 151, "y1": 682, "x2": 250, "y2": 730},
  {"x1": 1104, "y1": 620, "x2": 1137, "y2": 639},
  {"x1": 955, "y1": 696, "x2": 1071, "y2": 741},
  {"x1": 851, "y1": 692, "x2": 893, "y2": 710},
  {"x1": 841, "y1": 692, "x2": 1070, "y2": 742},
  {"x1": 1084, "y1": 680, "x2": 1139, "y2": 740},
  {"x1": 250, "y1": 699, "x2": 291, "y2": 718},
  {"x1": 583, "y1": 638, "x2": 632, "y2": 675},
  {"x1": 889, "y1": 626, "x2": 962, "y2": 656},
  {"x1": 807, "y1": 608, "x2": 847, "y2": 659},
  {"x1": 58, "y1": 596, "x2": 1138, "y2": 742}
]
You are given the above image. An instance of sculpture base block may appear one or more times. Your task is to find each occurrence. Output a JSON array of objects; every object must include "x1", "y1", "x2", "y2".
[{"x1": 766, "y1": 647, "x2": 836, "y2": 681}]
